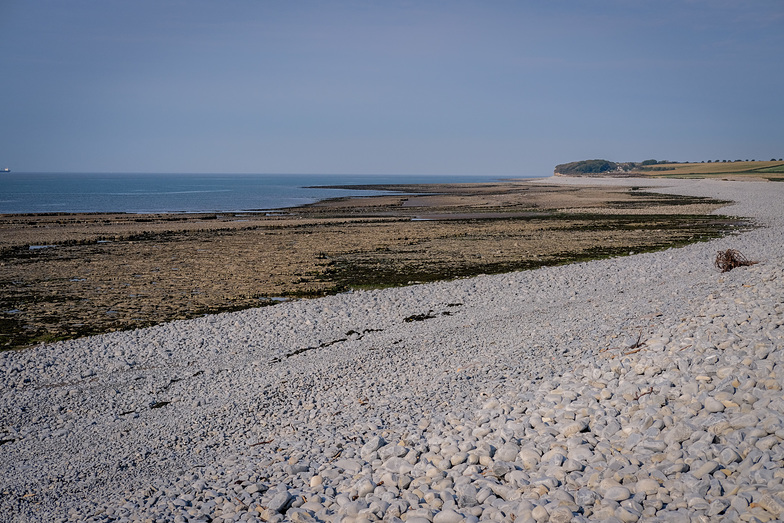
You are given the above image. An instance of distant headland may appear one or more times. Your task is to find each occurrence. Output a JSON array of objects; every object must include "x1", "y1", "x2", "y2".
[{"x1": 554, "y1": 158, "x2": 784, "y2": 180}]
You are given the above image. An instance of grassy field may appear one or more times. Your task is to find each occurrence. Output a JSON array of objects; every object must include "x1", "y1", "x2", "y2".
[{"x1": 636, "y1": 160, "x2": 784, "y2": 180}]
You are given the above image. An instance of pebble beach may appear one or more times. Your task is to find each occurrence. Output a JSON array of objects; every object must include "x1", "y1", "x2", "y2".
[{"x1": 1, "y1": 176, "x2": 783, "y2": 522}]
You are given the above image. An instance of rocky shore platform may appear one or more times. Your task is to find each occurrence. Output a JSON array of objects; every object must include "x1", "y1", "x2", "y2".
[
  {"x1": 0, "y1": 181, "x2": 732, "y2": 351},
  {"x1": 1, "y1": 177, "x2": 783, "y2": 522}
]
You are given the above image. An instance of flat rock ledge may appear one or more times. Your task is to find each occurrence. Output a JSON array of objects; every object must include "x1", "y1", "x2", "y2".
[{"x1": 1, "y1": 177, "x2": 784, "y2": 523}]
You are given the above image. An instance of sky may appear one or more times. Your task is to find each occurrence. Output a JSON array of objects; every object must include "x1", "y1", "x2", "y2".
[{"x1": 1, "y1": 1, "x2": 782, "y2": 177}]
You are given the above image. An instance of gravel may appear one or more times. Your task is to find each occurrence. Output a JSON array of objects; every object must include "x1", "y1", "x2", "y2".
[{"x1": 1, "y1": 177, "x2": 783, "y2": 522}]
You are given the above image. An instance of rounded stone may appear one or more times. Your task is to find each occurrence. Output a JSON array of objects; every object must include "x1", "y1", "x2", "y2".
[
  {"x1": 634, "y1": 479, "x2": 659, "y2": 496},
  {"x1": 433, "y1": 509, "x2": 464, "y2": 523},
  {"x1": 309, "y1": 475, "x2": 323, "y2": 488},
  {"x1": 692, "y1": 460, "x2": 719, "y2": 478},
  {"x1": 719, "y1": 448, "x2": 741, "y2": 465},
  {"x1": 531, "y1": 504, "x2": 549, "y2": 522},
  {"x1": 519, "y1": 448, "x2": 541, "y2": 470},
  {"x1": 616, "y1": 506, "x2": 641, "y2": 522},
  {"x1": 604, "y1": 486, "x2": 631, "y2": 501},
  {"x1": 663, "y1": 423, "x2": 693, "y2": 445},
  {"x1": 704, "y1": 397, "x2": 725, "y2": 413},
  {"x1": 549, "y1": 506, "x2": 575, "y2": 523},
  {"x1": 356, "y1": 479, "x2": 375, "y2": 497},
  {"x1": 496, "y1": 442, "x2": 521, "y2": 462}
]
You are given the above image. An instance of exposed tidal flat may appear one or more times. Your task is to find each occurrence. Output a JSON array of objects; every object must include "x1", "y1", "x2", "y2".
[
  {"x1": 0, "y1": 181, "x2": 737, "y2": 350},
  {"x1": 1, "y1": 177, "x2": 784, "y2": 522}
]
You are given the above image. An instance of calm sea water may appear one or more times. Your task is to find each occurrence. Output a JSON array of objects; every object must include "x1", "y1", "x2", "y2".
[{"x1": 0, "y1": 172, "x2": 514, "y2": 214}]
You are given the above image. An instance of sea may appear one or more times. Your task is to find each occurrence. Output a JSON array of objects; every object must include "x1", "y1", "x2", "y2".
[{"x1": 0, "y1": 172, "x2": 519, "y2": 214}]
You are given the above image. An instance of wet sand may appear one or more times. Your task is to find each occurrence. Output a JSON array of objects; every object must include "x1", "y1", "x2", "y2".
[{"x1": 0, "y1": 180, "x2": 740, "y2": 350}]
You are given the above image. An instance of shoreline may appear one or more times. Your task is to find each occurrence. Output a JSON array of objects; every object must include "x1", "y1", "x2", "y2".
[
  {"x1": 0, "y1": 172, "x2": 513, "y2": 216},
  {"x1": 1, "y1": 176, "x2": 782, "y2": 521},
  {"x1": 0, "y1": 179, "x2": 741, "y2": 351}
]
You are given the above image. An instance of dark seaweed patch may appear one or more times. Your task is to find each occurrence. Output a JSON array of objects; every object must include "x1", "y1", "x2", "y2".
[{"x1": 404, "y1": 311, "x2": 437, "y2": 322}]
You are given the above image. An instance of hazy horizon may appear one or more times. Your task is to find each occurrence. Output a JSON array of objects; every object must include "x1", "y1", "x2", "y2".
[{"x1": 2, "y1": 1, "x2": 782, "y2": 176}]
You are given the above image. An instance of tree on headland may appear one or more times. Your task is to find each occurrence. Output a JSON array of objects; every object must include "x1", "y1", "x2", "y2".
[
  {"x1": 554, "y1": 159, "x2": 619, "y2": 175},
  {"x1": 555, "y1": 157, "x2": 784, "y2": 177}
]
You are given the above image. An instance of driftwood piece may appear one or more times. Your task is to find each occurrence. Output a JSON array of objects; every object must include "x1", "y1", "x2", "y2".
[{"x1": 715, "y1": 249, "x2": 757, "y2": 273}]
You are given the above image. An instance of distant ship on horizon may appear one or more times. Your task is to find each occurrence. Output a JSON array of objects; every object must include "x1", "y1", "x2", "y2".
[{"x1": 1, "y1": 168, "x2": 10, "y2": 173}]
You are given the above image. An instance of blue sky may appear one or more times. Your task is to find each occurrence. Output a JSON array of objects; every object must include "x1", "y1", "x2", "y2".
[{"x1": 1, "y1": 1, "x2": 782, "y2": 176}]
